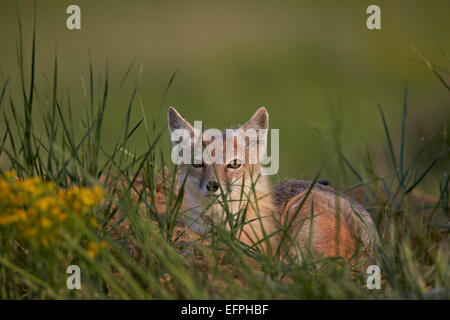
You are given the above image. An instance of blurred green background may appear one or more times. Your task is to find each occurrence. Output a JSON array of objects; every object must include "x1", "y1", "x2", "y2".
[{"x1": 0, "y1": 0, "x2": 448, "y2": 189}]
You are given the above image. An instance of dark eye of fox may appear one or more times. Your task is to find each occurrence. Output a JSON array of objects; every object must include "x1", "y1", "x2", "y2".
[{"x1": 227, "y1": 159, "x2": 241, "y2": 169}]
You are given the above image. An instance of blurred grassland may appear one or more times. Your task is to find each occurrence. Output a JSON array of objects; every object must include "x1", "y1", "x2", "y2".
[{"x1": 0, "y1": 0, "x2": 448, "y2": 188}]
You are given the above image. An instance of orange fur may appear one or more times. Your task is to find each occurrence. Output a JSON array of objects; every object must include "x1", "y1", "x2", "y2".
[{"x1": 282, "y1": 190, "x2": 357, "y2": 260}]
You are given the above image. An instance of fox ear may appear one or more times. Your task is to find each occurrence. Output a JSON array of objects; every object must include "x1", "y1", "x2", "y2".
[
  {"x1": 241, "y1": 107, "x2": 269, "y2": 160},
  {"x1": 168, "y1": 107, "x2": 194, "y2": 134},
  {"x1": 242, "y1": 107, "x2": 269, "y2": 131}
]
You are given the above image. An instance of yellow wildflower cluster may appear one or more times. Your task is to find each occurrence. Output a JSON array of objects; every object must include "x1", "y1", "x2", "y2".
[
  {"x1": 0, "y1": 171, "x2": 103, "y2": 245},
  {"x1": 87, "y1": 240, "x2": 110, "y2": 258}
]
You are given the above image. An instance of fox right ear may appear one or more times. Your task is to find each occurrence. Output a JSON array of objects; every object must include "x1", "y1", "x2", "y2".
[
  {"x1": 168, "y1": 107, "x2": 194, "y2": 134},
  {"x1": 242, "y1": 107, "x2": 269, "y2": 131}
]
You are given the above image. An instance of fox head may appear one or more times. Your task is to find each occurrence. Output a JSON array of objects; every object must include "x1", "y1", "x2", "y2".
[{"x1": 167, "y1": 107, "x2": 274, "y2": 236}]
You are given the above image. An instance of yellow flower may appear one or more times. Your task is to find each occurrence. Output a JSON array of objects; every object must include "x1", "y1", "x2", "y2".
[
  {"x1": 50, "y1": 207, "x2": 67, "y2": 221},
  {"x1": 15, "y1": 209, "x2": 27, "y2": 221},
  {"x1": 9, "y1": 192, "x2": 24, "y2": 207},
  {"x1": 16, "y1": 177, "x2": 40, "y2": 194},
  {"x1": 0, "y1": 175, "x2": 104, "y2": 246},
  {"x1": 100, "y1": 240, "x2": 109, "y2": 249},
  {"x1": 0, "y1": 215, "x2": 16, "y2": 225},
  {"x1": 40, "y1": 216, "x2": 52, "y2": 228},
  {"x1": 89, "y1": 217, "x2": 99, "y2": 227},
  {"x1": 36, "y1": 196, "x2": 55, "y2": 211},
  {"x1": 79, "y1": 187, "x2": 102, "y2": 207},
  {"x1": 87, "y1": 241, "x2": 99, "y2": 257}
]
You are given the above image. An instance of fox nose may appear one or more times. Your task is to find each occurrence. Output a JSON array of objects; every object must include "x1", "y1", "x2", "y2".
[{"x1": 206, "y1": 181, "x2": 220, "y2": 192}]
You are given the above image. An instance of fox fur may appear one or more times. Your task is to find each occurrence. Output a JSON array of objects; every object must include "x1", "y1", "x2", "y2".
[{"x1": 168, "y1": 106, "x2": 379, "y2": 261}]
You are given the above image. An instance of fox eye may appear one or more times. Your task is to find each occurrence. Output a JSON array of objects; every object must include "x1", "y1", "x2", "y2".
[
  {"x1": 192, "y1": 162, "x2": 204, "y2": 168},
  {"x1": 227, "y1": 159, "x2": 241, "y2": 169}
]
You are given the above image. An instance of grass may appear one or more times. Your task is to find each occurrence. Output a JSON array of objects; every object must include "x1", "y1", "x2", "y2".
[{"x1": 0, "y1": 5, "x2": 448, "y2": 299}]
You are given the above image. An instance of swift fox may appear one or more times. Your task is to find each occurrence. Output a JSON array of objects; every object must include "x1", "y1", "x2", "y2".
[{"x1": 168, "y1": 106, "x2": 379, "y2": 260}]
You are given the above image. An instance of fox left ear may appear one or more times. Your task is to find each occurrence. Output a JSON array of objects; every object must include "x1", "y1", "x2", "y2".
[
  {"x1": 168, "y1": 106, "x2": 194, "y2": 135},
  {"x1": 242, "y1": 107, "x2": 269, "y2": 131}
]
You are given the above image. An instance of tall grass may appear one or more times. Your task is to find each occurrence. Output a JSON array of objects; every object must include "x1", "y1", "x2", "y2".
[{"x1": 0, "y1": 6, "x2": 448, "y2": 299}]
